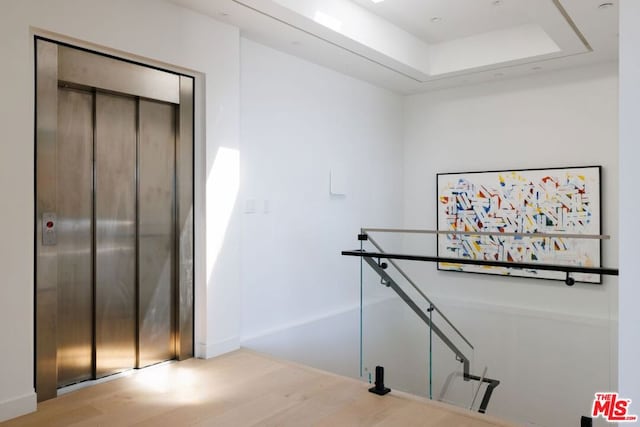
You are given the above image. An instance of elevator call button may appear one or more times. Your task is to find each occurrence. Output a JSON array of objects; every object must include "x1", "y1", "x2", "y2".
[{"x1": 42, "y1": 213, "x2": 57, "y2": 246}]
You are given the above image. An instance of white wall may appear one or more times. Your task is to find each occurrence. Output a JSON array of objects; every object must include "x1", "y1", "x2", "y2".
[
  {"x1": 619, "y1": 0, "x2": 640, "y2": 409},
  {"x1": 0, "y1": 0, "x2": 240, "y2": 421},
  {"x1": 237, "y1": 40, "x2": 622, "y2": 425},
  {"x1": 403, "y1": 64, "x2": 619, "y2": 313},
  {"x1": 402, "y1": 64, "x2": 618, "y2": 426},
  {"x1": 238, "y1": 38, "x2": 404, "y2": 372}
]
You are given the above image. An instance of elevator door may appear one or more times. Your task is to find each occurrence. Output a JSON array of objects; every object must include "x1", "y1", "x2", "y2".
[
  {"x1": 55, "y1": 87, "x2": 176, "y2": 388},
  {"x1": 56, "y1": 87, "x2": 93, "y2": 387},
  {"x1": 36, "y1": 39, "x2": 194, "y2": 402}
]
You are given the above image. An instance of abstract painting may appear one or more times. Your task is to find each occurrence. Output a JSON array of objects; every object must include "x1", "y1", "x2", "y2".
[{"x1": 437, "y1": 166, "x2": 601, "y2": 283}]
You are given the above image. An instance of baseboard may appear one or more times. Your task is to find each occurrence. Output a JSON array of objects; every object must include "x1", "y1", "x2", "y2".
[
  {"x1": 197, "y1": 336, "x2": 241, "y2": 359},
  {"x1": 0, "y1": 391, "x2": 37, "y2": 423}
]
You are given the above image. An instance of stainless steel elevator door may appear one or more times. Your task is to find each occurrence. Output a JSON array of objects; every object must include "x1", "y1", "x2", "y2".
[
  {"x1": 138, "y1": 99, "x2": 176, "y2": 368},
  {"x1": 36, "y1": 40, "x2": 194, "y2": 402},
  {"x1": 95, "y1": 92, "x2": 138, "y2": 378},
  {"x1": 54, "y1": 90, "x2": 178, "y2": 384},
  {"x1": 56, "y1": 87, "x2": 94, "y2": 388}
]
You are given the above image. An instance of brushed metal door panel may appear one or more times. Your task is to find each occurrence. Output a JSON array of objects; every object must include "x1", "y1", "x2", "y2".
[
  {"x1": 176, "y1": 76, "x2": 194, "y2": 359},
  {"x1": 95, "y1": 92, "x2": 137, "y2": 377},
  {"x1": 56, "y1": 88, "x2": 94, "y2": 387},
  {"x1": 36, "y1": 39, "x2": 60, "y2": 401},
  {"x1": 58, "y1": 46, "x2": 180, "y2": 104},
  {"x1": 138, "y1": 100, "x2": 176, "y2": 367}
]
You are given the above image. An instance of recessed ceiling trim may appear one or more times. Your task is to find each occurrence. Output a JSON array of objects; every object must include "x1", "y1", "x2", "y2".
[
  {"x1": 419, "y1": 50, "x2": 595, "y2": 85},
  {"x1": 232, "y1": 0, "x2": 596, "y2": 84},
  {"x1": 231, "y1": 0, "x2": 425, "y2": 82},
  {"x1": 553, "y1": 0, "x2": 593, "y2": 51}
]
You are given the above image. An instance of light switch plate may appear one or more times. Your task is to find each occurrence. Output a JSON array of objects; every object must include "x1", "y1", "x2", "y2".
[{"x1": 330, "y1": 169, "x2": 347, "y2": 196}]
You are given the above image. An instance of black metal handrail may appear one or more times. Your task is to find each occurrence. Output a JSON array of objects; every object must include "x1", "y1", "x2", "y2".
[
  {"x1": 365, "y1": 234, "x2": 473, "y2": 349},
  {"x1": 361, "y1": 255, "x2": 471, "y2": 374},
  {"x1": 343, "y1": 250, "x2": 619, "y2": 286}
]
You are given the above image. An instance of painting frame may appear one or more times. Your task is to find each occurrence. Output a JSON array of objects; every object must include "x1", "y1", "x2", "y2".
[{"x1": 436, "y1": 165, "x2": 602, "y2": 284}]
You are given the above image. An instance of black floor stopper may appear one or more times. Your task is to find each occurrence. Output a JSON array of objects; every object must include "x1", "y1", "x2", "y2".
[
  {"x1": 580, "y1": 416, "x2": 593, "y2": 427},
  {"x1": 369, "y1": 366, "x2": 391, "y2": 396}
]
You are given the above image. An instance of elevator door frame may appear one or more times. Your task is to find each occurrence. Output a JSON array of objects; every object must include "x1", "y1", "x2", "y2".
[{"x1": 35, "y1": 37, "x2": 195, "y2": 402}]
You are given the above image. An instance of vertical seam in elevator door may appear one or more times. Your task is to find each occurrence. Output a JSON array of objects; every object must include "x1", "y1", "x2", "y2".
[
  {"x1": 190, "y1": 77, "x2": 196, "y2": 357},
  {"x1": 173, "y1": 102, "x2": 178, "y2": 358},
  {"x1": 135, "y1": 97, "x2": 141, "y2": 369},
  {"x1": 91, "y1": 88, "x2": 97, "y2": 381}
]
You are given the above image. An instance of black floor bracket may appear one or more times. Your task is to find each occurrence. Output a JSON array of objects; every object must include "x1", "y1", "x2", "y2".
[
  {"x1": 581, "y1": 415, "x2": 593, "y2": 427},
  {"x1": 369, "y1": 366, "x2": 391, "y2": 396}
]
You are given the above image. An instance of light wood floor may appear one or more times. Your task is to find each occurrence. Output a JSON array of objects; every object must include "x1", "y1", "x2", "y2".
[{"x1": 2, "y1": 350, "x2": 516, "y2": 427}]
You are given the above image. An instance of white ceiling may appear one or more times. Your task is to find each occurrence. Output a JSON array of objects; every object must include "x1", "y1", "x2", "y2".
[
  {"x1": 351, "y1": 0, "x2": 533, "y2": 44},
  {"x1": 167, "y1": 0, "x2": 618, "y2": 94}
]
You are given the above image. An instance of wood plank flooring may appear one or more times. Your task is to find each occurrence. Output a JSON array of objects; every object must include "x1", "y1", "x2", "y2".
[{"x1": 2, "y1": 350, "x2": 516, "y2": 426}]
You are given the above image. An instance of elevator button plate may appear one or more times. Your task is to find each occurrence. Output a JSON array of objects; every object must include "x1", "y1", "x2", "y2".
[{"x1": 42, "y1": 212, "x2": 57, "y2": 246}]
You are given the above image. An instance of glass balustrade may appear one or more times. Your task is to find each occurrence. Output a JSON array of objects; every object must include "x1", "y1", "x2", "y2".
[
  {"x1": 360, "y1": 232, "x2": 477, "y2": 408},
  {"x1": 348, "y1": 228, "x2": 618, "y2": 426}
]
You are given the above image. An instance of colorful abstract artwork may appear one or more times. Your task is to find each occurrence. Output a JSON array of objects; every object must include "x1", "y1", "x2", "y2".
[{"x1": 436, "y1": 166, "x2": 601, "y2": 283}]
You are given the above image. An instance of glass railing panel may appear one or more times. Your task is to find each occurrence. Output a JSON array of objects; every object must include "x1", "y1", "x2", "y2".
[
  {"x1": 360, "y1": 233, "x2": 478, "y2": 406},
  {"x1": 428, "y1": 305, "x2": 476, "y2": 409},
  {"x1": 360, "y1": 237, "x2": 431, "y2": 398},
  {"x1": 349, "y1": 228, "x2": 617, "y2": 426}
]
